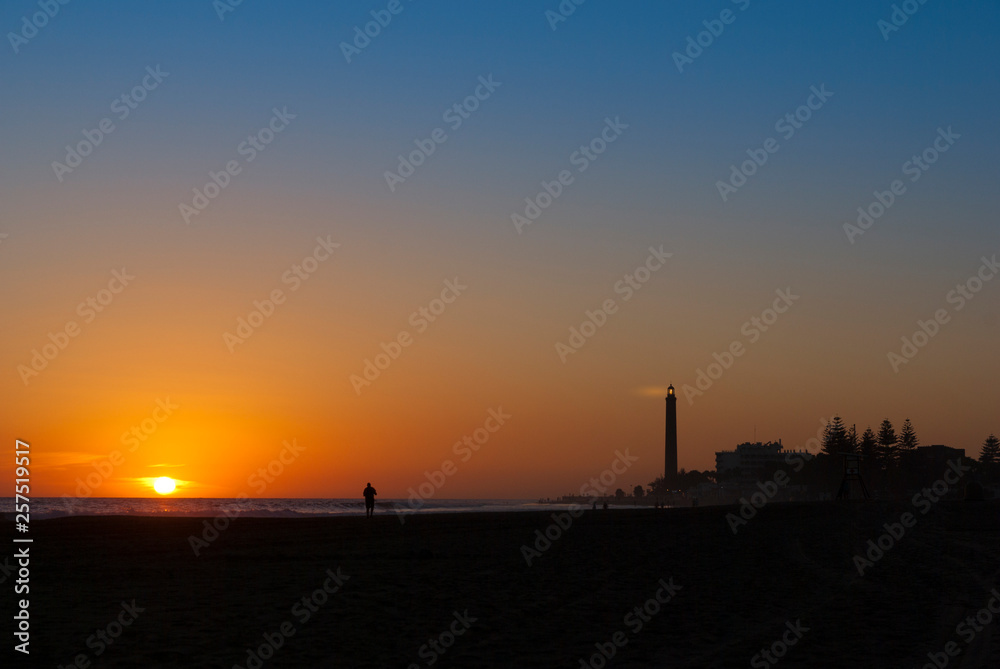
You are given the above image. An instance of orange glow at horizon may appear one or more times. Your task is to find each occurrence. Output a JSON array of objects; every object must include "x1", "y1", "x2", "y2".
[{"x1": 1, "y1": 195, "x2": 997, "y2": 501}]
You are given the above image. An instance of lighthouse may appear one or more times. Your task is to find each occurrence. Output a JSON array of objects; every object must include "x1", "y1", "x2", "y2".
[{"x1": 665, "y1": 385, "x2": 678, "y2": 484}]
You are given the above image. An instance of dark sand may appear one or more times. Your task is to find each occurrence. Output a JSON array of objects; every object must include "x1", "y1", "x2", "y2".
[{"x1": 6, "y1": 501, "x2": 1000, "y2": 668}]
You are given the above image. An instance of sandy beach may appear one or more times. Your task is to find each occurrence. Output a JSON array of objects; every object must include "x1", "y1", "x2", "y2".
[{"x1": 6, "y1": 501, "x2": 1000, "y2": 668}]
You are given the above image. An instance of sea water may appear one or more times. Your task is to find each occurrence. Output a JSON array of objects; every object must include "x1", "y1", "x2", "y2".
[{"x1": 1, "y1": 497, "x2": 591, "y2": 519}]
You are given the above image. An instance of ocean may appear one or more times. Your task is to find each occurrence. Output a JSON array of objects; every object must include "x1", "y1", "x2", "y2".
[{"x1": 2, "y1": 497, "x2": 592, "y2": 520}]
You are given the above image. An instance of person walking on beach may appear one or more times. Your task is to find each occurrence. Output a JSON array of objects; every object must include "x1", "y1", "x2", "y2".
[{"x1": 363, "y1": 482, "x2": 377, "y2": 518}]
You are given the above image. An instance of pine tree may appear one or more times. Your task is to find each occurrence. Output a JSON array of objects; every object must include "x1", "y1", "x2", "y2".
[
  {"x1": 898, "y1": 418, "x2": 919, "y2": 456},
  {"x1": 859, "y1": 427, "x2": 878, "y2": 461},
  {"x1": 846, "y1": 424, "x2": 859, "y2": 454},
  {"x1": 877, "y1": 419, "x2": 897, "y2": 467},
  {"x1": 980, "y1": 434, "x2": 1000, "y2": 465},
  {"x1": 822, "y1": 416, "x2": 849, "y2": 455}
]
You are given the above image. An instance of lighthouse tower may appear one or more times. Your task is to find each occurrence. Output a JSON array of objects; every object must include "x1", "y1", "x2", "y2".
[{"x1": 665, "y1": 385, "x2": 678, "y2": 484}]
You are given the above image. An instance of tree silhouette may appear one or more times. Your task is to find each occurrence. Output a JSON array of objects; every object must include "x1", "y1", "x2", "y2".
[
  {"x1": 980, "y1": 434, "x2": 1000, "y2": 465},
  {"x1": 846, "y1": 424, "x2": 859, "y2": 454},
  {"x1": 898, "y1": 418, "x2": 919, "y2": 455},
  {"x1": 647, "y1": 476, "x2": 669, "y2": 496},
  {"x1": 661, "y1": 469, "x2": 716, "y2": 490},
  {"x1": 633, "y1": 485, "x2": 644, "y2": 499},
  {"x1": 615, "y1": 488, "x2": 625, "y2": 501},
  {"x1": 859, "y1": 427, "x2": 878, "y2": 461},
  {"x1": 877, "y1": 419, "x2": 897, "y2": 467},
  {"x1": 822, "y1": 416, "x2": 849, "y2": 455}
]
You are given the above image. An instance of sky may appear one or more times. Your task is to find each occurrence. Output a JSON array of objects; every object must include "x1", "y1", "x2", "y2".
[{"x1": 2, "y1": 0, "x2": 998, "y2": 499}]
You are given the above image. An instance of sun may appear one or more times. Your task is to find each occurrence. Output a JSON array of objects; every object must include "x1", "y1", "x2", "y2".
[{"x1": 153, "y1": 477, "x2": 176, "y2": 495}]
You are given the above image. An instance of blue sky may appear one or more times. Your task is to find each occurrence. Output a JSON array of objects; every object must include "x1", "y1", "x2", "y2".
[{"x1": 2, "y1": 1, "x2": 999, "y2": 492}]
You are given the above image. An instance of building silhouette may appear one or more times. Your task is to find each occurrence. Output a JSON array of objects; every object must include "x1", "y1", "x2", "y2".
[
  {"x1": 910, "y1": 444, "x2": 965, "y2": 467},
  {"x1": 715, "y1": 441, "x2": 786, "y2": 479}
]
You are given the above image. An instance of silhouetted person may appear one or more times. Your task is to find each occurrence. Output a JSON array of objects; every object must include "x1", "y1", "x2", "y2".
[
  {"x1": 363, "y1": 482, "x2": 377, "y2": 518},
  {"x1": 602, "y1": 501, "x2": 608, "y2": 510}
]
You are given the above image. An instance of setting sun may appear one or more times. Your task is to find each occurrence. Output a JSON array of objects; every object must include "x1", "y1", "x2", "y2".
[{"x1": 153, "y1": 477, "x2": 176, "y2": 495}]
